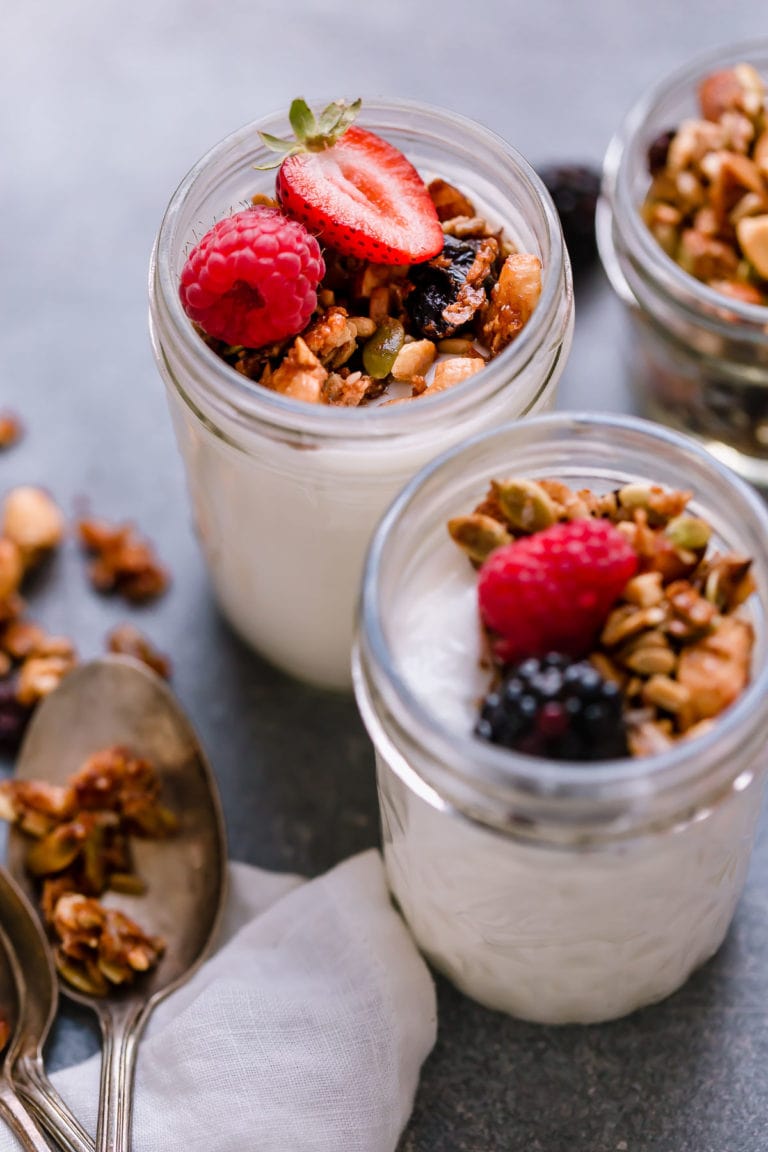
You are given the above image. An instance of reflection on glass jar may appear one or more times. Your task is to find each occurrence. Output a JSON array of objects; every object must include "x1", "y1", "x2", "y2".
[
  {"x1": 149, "y1": 100, "x2": 573, "y2": 689},
  {"x1": 599, "y1": 39, "x2": 768, "y2": 488},
  {"x1": 353, "y1": 413, "x2": 768, "y2": 1024}
]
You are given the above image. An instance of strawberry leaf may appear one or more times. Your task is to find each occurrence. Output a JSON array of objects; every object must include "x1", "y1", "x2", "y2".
[{"x1": 289, "y1": 98, "x2": 317, "y2": 142}]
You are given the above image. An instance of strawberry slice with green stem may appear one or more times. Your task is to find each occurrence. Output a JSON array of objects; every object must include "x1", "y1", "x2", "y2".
[{"x1": 258, "y1": 98, "x2": 444, "y2": 266}]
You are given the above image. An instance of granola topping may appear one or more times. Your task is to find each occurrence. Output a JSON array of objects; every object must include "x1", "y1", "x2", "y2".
[
  {"x1": 0, "y1": 746, "x2": 175, "y2": 996},
  {"x1": 641, "y1": 62, "x2": 768, "y2": 306},
  {"x1": 203, "y1": 177, "x2": 541, "y2": 406},
  {"x1": 449, "y1": 476, "x2": 756, "y2": 757}
]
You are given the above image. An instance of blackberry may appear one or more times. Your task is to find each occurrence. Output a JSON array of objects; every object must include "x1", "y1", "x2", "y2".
[
  {"x1": 537, "y1": 163, "x2": 601, "y2": 273},
  {"x1": 475, "y1": 653, "x2": 628, "y2": 761}
]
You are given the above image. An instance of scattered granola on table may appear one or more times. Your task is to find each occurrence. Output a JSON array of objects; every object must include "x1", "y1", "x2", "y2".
[
  {"x1": 641, "y1": 62, "x2": 768, "y2": 305},
  {"x1": 180, "y1": 97, "x2": 542, "y2": 407},
  {"x1": 106, "y1": 624, "x2": 172, "y2": 680},
  {"x1": 0, "y1": 412, "x2": 23, "y2": 451},
  {"x1": 78, "y1": 515, "x2": 169, "y2": 602},
  {"x1": 0, "y1": 745, "x2": 175, "y2": 996},
  {"x1": 0, "y1": 485, "x2": 75, "y2": 750},
  {"x1": 448, "y1": 476, "x2": 756, "y2": 760}
]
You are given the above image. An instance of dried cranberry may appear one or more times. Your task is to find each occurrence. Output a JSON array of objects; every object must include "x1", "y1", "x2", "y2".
[
  {"x1": 647, "y1": 130, "x2": 676, "y2": 176},
  {"x1": 0, "y1": 679, "x2": 32, "y2": 753}
]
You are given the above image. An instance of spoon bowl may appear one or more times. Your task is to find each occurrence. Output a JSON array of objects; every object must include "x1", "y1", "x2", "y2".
[{"x1": 6, "y1": 656, "x2": 228, "y2": 1152}]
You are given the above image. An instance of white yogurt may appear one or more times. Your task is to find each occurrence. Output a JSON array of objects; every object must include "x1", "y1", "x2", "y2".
[
  {"x1": 372, "y1": 508, "x2": 766, "y2": 1024},
  {"x1": 150, "y1": 101, "x2": 574, "y2": 688}
]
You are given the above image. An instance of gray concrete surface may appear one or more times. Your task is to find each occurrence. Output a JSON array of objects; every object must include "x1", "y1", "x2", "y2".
[{"x1": 1, "y1": 3, "x2": 767, "y2": 1149}]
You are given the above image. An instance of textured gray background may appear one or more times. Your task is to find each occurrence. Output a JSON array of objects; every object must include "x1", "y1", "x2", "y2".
[{"x1": 1, "y1": 3, "x2": 767, "y2": 1150}]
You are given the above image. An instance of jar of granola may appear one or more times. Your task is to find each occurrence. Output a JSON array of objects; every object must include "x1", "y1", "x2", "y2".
[
  {"x1": 598, "y1": 40, "x2": 768, "y2": 487},
  {"x1": 353, "y1": 412, "x2": 768, "y2": 1024},
  {"x1": 149, "y1": 99, "x2": 573, "y2": 689}
]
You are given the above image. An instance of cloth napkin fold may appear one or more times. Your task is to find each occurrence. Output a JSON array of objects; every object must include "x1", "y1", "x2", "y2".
[{"x1": 0, "y1": 850, "x2": 437, "y2": 1152}]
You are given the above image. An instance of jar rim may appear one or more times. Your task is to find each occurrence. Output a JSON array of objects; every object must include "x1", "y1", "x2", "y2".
[
  {"x1": 150, "y1": 95, "x2": 570, "y2": 444},
  {"x1": 356, "y1": 411, "x2": 768, "y2": 818},
  {"x1": 602, "y1": 37, "x2": 768, "y2": 330}
]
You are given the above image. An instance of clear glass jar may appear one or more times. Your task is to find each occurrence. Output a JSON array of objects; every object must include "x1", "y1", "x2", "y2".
[
  {"x1": 598, "y1": 40, "x2": 768, "y2": 488},
  {"x1": 149, "y1": 99, "x2": 573, "y2": 689},
  {"x1": 353, "y1": 412, "x2": 768, "y2": 1024}
]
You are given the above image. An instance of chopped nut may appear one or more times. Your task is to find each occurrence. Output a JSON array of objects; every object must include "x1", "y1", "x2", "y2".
[
  {"x1": 702, "y1": 553, "x2": 755, "y2": 611},
  {"x1": 665, "y1": 580, "x2": 718, "y2": 639},
  {"x1": 621, "y1": 571, "x2": 665, "y2": 608},
  {"x1": 429, "y1": 356, "x2": 484, "y2": 393},
  {"x1": 736, "y1": 214, "x2": 768, "y2": 277},
  {"x1": 627, "y1": 719, "x2": 674, "y2": 757},
  {"x1": 269, "y1": 336, "x2": 328, "y2": 403},
  {"x1": 428, "y1": 178, "x2": 476, "y2": 222},
  {"x1": 16, "y1": 654, "x2": 75, "y2": 706},
  {"x1": 1, "y1": 620, "x2": 47, "y2": 659},
  {"x1": 2, "y1": 487, "x2": 65, "y2": 565},
  {"x1": 107, "y1": 624, "x2": 172, "y2": 679},
  {"x1": 78, "y1": 516, "x2": 169, "y2": 602},
  {"x1": 391, "y1": 340, "x2": 437, "y2": 382},
  {"x1": 349, "y1": 316, "x2": 376, "y2": 339},
  {"x1": 618, "y1": 632, "x2": 677, "y2": 677},
  {"x1": 480, "y1": 254, "x2": 542, "y2": 357},
  {"x1": 601, "y1": 604, "x2": 666, "y2": 648},
  {"x1": 677, "y1": 616, "x2": 753, "y2": 721},
  {"x1": 642, "y1": 675, "x2": 692, "y2": 714}
]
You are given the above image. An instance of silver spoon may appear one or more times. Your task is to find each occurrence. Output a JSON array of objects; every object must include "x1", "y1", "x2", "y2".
[
  {"x1": 6, "y1": 655, "x2": 228, "y2": 1152},
  {"x1": 0, "y1": 866, "x2": 94, "y2": 1152},
  {"x1": 0, "y1": 904, "x2": 55, "y2": 1150}
]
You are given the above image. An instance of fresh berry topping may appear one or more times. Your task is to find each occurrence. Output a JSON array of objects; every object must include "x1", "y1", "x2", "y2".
[
  {"x1": 477, "y1": 518, "x2": 638, "y2": 663},
  {"x1": 179, "y1": 206, "x2": 324, "y2": 348},
  {"x1": 475, "y1": 653, "x2": 629, "y2": 761},
  {"x1": 538, "y1": 163, "x2": 601, "y2": 272},
  {"x1": 259, "y1": 98, "x2": 444, "y2": 265}
]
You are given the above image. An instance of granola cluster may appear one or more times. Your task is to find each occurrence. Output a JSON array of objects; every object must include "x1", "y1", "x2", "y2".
[
  {"x1": 78, "y1": 516, "x2": 169, "y2": 602},
  {"x1": 642, "y1": 62, "x2": 768, "y2": 305},
  {"x1": 0, "y1": 746, "x2": 175, "y2": 996},
  {"x1": 205, "y1": 179, "x2": 542, "y2": 406},
  {"x1": 449, "y1": 477, "x2": 755, "y2": 757}
]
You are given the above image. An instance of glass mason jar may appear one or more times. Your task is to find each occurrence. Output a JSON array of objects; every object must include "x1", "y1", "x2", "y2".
[
  {"x1": 149, "y1": 99, "x2": 573, "y2": 689},
  {"x1": 353, "y1": 412, "x2": 768, "y2": 1025},
  {"x1": 598, "y1": 40, "x2": 768, "y2": 488}
]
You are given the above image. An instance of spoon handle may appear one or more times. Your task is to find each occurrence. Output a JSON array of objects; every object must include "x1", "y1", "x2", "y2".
[
  {"x1": 14, "y1": 1055, "x2": 95, "y2": 1152},
  {"x1": 0, "y1": 1081, "x2": 55, "y2": 1152},
  {"x1": 96, "y1": 1002, "x2": 146, "y2": 1152}
]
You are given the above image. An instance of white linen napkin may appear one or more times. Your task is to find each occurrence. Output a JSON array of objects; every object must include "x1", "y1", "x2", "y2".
[{"x1": 0, "y1": 850, "x2": 437, "y2": 1152}]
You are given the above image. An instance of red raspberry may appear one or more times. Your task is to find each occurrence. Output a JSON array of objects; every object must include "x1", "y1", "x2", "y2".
[
  {"x1": 477, "y1": 519, "x2": 638, "y2": 663},
  {"x1": 179, "y1": 206, "x2": 325, "y2": 348}
]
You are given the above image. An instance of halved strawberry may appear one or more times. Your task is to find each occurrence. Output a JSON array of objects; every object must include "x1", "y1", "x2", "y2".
[{"x1": 258, "y1": 98, "x2": 444, "y2": 266}]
